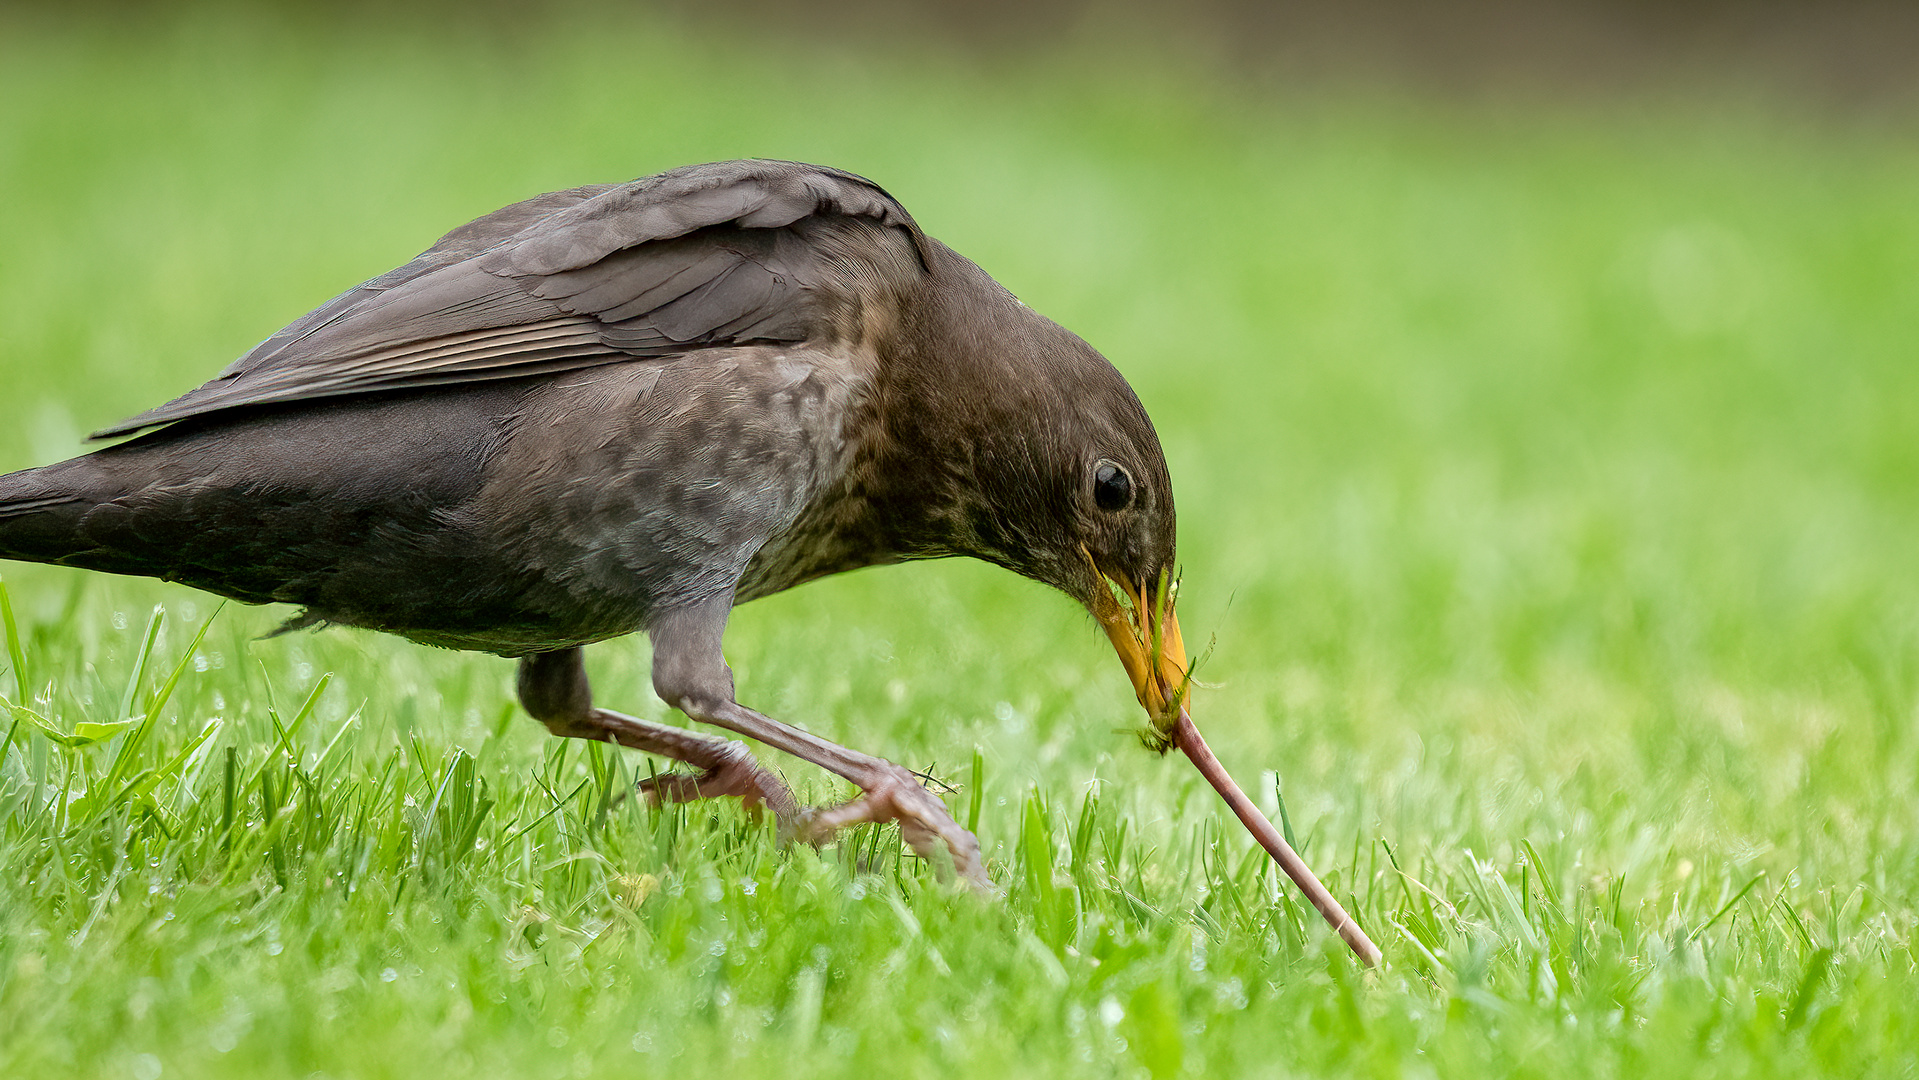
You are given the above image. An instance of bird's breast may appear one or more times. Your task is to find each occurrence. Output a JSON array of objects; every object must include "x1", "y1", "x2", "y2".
[{"x1": 474, "y1": 347, "x2": 876, "y2": 623}]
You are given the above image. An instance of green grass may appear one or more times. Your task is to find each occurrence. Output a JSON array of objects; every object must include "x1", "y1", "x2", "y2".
[{"x1": 3, "y1": 6, "x2": 1918, "y2": 1077}]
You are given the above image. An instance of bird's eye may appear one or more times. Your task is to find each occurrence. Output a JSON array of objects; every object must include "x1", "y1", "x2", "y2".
[{"x1": 1093, "y1": 461, "x2": 1134, "y2": 512}]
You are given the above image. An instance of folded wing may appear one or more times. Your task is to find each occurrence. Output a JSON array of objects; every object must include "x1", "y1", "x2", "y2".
[{"x1": 94, "y1": 161, "x2": 923, "y2": 438}]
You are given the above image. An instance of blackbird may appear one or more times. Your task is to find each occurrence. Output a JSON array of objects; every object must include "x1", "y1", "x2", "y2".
[{"x1": 0, "y1": 161, "x2": 1379, "y2": 959}]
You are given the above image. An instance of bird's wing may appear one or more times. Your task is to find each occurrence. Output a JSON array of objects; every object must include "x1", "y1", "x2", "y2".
[{"x1": 93, "y1": 161, "x2": 924, "y2": 438}]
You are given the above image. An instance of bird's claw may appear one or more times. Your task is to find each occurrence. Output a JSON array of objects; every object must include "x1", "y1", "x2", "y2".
[
  {"x1": 637, "y1": 742, "x2": 802, "y2": 831},
  {"x1": 797, "y1": 764, "x2": 993, "y2": 890}
]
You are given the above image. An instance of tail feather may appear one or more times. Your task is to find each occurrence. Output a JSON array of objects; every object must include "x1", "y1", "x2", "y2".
[
  {"x1": 1, "y1": 451, "x2": 296, "y2": 603},
  {"x1": 0, "y1": 462, "x2": 106, "y2": 567}
]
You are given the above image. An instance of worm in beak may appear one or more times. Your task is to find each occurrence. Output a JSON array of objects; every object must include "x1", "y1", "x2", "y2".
[{"x1": 1086, "y1": 550, "x2": 1383, "y2": 967}]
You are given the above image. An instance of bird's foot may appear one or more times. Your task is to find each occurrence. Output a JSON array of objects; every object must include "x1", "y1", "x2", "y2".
[
  {"x1": 637, "y1": 741, "x2": 802, "y2": 830},
  {"x1": 797, "y1": 763, "x2": 992, "y2": 890}
]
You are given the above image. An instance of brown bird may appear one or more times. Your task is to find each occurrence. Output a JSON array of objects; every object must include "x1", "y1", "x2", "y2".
[{"x1": 0, "y1": 160, "x2": 1377, "y2": 960}]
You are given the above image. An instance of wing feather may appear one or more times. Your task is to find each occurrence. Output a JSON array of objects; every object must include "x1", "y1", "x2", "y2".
[{"x1": 93, "y1": 161, "x2": 921, "y2": 438}]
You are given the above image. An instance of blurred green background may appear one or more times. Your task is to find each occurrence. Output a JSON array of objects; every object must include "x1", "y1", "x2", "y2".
[{"x1": 2, "y1": 3, "x2": 1917, "y2": 1077}]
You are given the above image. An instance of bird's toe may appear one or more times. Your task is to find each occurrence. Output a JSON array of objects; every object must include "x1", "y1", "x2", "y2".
[
  {"x1": 637, "y1": 742, "x2": 802, "y2": 829},
  {"x1": 797, "y1": 764, "x2": 992, "y2": 890}
]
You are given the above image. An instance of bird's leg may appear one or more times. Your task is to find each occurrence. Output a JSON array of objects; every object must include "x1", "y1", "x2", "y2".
[
  {"x1": 648, "y1": 597, "x2": 991, "y2": 889},
  {"x1": 517, "y1": 647, "x2": 801, "y2": 826}
]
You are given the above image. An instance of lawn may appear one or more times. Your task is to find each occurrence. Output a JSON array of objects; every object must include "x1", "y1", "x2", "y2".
[{"x1": 2, "y1": 6, "x2": 1917, "y2": 1077}]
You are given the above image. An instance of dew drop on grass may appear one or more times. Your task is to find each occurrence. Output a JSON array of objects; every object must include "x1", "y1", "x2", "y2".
[{"x1": 380, "y1": 967, "x2": 398, "y2": 983}]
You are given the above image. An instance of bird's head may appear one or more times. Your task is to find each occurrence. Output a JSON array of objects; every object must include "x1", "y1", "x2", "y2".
[
  {"x1": 1009, "y1": 356, "x2": 1193, "y2": 749},
  {"x1": 883, "y1": 244, "x2": 1191, "y2": 743}
]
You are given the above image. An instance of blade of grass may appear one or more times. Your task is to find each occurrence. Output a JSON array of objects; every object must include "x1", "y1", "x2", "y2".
[
  {"x1": 0, "y1": 574, "x2": 27, "y2": 703},
  {"x1": 1687, "y1": 870, "x2": 1768, "y2": 944},
  {"x1": 1775, "y1": 890, "x2": 1819, "y2": 952},
  {"x1": 1784, "y1": 947, "x2": 1835, "y2": 1029},
  {"x1": 1273, "y1": 773, "x2": 1299, "y2": 852},
  {"x1": 311, "y1": 703, "x2": 364, "y2": 773},
  {"x1": 0, "y1": 706, "x2": 20, "y2": 768},
  {"x1": 116, "y1": 606, "x2": 164, "y2": 725},
  {"x1": 103, "y1": 603, "x2": 223, "y2": 796},
  {"x1": 1519, "y1": 838, "x2": 1563, "y2": 910},
  {"x1": 501, "y1": 778, "x2": 591, "y2": 847},
  {"x1": 278, "y1": 670, "x2": 333, "y2": 757},
  {"x1": 104, "y1": 717, "x2": 224, "y2": 810},
  {"x1": 967, "y1": 746, "x2": 984, "y2": 836}
]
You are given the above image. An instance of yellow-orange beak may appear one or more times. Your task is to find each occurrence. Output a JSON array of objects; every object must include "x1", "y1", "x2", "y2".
[{"x1": 1088, "y1": 559, "x2": 1190, "y2": 741}]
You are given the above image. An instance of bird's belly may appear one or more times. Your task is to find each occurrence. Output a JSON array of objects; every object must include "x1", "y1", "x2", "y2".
[{"x1": 289, "y1": 545, "x2": 651, "y2": 657}]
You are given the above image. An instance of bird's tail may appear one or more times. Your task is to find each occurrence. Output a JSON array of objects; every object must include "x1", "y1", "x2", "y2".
[{"x1": 0, "y1": 461, "x2": 102, "y2": 567}]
